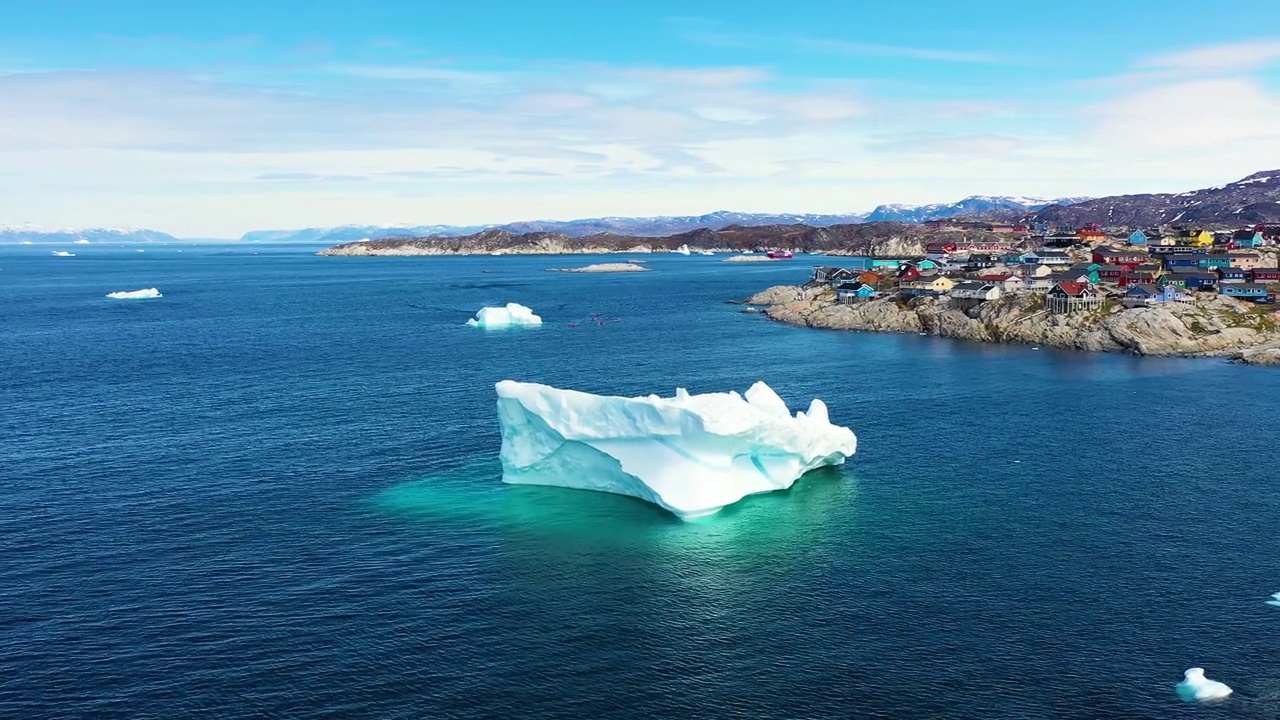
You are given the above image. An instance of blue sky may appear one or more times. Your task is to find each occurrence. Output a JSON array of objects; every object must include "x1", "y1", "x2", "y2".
[{"x1": 1, "y1": 0, "x2": 1278, "y2": 236}]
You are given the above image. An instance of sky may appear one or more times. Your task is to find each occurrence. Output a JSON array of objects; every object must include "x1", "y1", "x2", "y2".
[{"x1": 1, "y1": 0, "x2": 1279, "y2": 237}]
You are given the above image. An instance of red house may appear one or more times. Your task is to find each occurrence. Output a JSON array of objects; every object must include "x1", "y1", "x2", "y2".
[
  {"x1": 1119, "y1": 265, "x2": 1161, "y2": 287},
  {"x1": 926, "y1": 241, "x2": 958, "y2": 255},
  {"x1": 1095, "y1": 264, "x2": 1126, "y2": 280},
  {"x1": 1251, "y1": 268, "x2": 1280, "y2": 283},
  {"x1": 1092, "y1": 247, "x2": 1147, "y2": 268}
]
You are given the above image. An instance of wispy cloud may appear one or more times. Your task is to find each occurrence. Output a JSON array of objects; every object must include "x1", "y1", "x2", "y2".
[
  {"x1": 792, "y1": 37, "x2": 997, "y2": 64},
  {"x1": 1142, "y1": 38, "x2": 1280, "y2": 73}
]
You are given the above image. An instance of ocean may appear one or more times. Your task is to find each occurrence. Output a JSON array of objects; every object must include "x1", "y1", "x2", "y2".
[{"x1": 3, "y1": 244, "x2": 1279, "y2": 719}]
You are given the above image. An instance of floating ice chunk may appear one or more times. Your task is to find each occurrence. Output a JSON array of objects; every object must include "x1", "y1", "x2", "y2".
[
  {"x1": 106, "y1": 288, "x2": 162, "y2": 299},
  {"x1": 1176, "y1": 668, "x2": 1232, "y2": 702},
  {"x1": 466, "y1": 303, "x2": 543, "y2": 328},
  {"x1": 20, "y1": 240, "x2": 33, "y2": 245},
  {"x1": 674, "y1": 244, "x2": 691, "y2": 255},
  {"x1": 495, "y1": 380, "x2": 857, "y2": 519},
  {"x1": 74, "y1": 239, "x2": 90, "y2": 244},
  {"x1": 1266, "y1": 591, "x2": 1280, "y2": 607},
  {"x1": 51, "y1": 250, "x2": 75, "y2": 257}
]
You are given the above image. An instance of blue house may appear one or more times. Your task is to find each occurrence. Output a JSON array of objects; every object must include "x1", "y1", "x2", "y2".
[
  {"x1": 844, "y1": 257, "x2": 903, "y2": 272},
  {"x1": 1216, "y1": 266, "x2": 1249, "y2": 284},
  {"x1": 1220, "y1": 284, "x2": 1270, "y2": 299},
  {"x1": 1128, "y1": 230, "x2": 1149, "y2": 246},
  {"x1": 1122, "y1": 284, "x2": 1190, "y2": 307},
  {"x1": 1163, "y1": 255, "x2": 1202, "y2": 271},
  {"x1": 1197, "y1": 255, "x2": 1233, "y2": 269},
  {"x1": 836, "y1": 282, "x2": 879, "y2": 302},
  {"x1": 1232, "y1": 229, "x2": 1265, "y2": 248},
  {"x1": 1183, "y1": 273, "x2": 1218, "y2": 291}
]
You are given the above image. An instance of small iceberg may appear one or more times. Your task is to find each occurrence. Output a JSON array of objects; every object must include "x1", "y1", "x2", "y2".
[
  {"x1": 74, "y1": 239, "x2": 90, "y2": 244},
  {"x1": 673, "y1": 244, "x2": 691, "y2": 255},
  {"x1": 20, "y1": 240, "x2": 33, "y2": 245},
  {"x1": 1266, "y1": 591, "x2": 1280, "y2": 607},
  {"x1": 106, "y1": 288, "x2": 162, "y2": 300},
  {"x1": 467, "y1": 303, "x2": 542, "y2": 328},
  {"x1": 51, "y1": 250, "x2": 75, "y2": 257},
  {"x1": 1176, "y1": 668, "x2": 1232, "y2": 702},
  {"x1": 698, "y1": 250, "x2": 714, "y2": 256},
  {"x1": 495, "y1": 380, "x2": 857, "y2": 519}
]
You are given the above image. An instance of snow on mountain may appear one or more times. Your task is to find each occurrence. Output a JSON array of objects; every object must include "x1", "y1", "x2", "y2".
[
  {"x1": 864, "y1": 195, "x2": 1091, "y2": 223},
  {"x1": 0, "y1": 224, "x2": 181, "y2": 244}
]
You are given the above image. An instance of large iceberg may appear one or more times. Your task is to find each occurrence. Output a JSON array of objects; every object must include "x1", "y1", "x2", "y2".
[
  {"x1": 106, "y1": 288, "x2": 162, "y2": 299},
  {"x1": 495, "y1": 380, "x2": 857, "y2": 519},
  {"x1": 467, "y1": 303, "x2": 542, "y2": 328}
]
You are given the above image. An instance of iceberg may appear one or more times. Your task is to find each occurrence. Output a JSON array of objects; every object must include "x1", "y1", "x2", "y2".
[
  {"x1": 51, "y1": 250, "x2": 75, "y2": 257},
  {"x1": 1176, "y1": 668, "x2": 1232, "y2": 702},
  {"x1": 495, "y1": 380, "x2": 857, "y2": 519},
  {"x1": 106, "y1": 288, "x2": 162, "y2": 300},
  {"x1": 673, "y1": 244, "x2": 691, "y2": 255},
  {"x1": 466, "y1": 303, "x2": 543, "y2": 328},
  {"x1": 1266, "y1": 591, "x2": 1280, "y2": 607},
  {"x1": 74, "y1": 239, "x2": 90, "y2": 244}
]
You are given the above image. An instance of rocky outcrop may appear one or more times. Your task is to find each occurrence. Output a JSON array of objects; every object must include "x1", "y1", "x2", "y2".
[{"x1": 746, "y1": 284, "x2": 1280, "y2": 364}]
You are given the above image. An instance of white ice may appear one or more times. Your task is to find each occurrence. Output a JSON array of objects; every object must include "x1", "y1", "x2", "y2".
[
  {"x1": 74, "y1": 239, "x2": 90, "y2": 244},
  {"x1": 674, "y1": 244, "x2": 691, "y2": 255},
  {"x1": 466, "y1": 303, "x2": 543, "y2": 328},
  {"x1": 1176, "y1": 668, "x2": 1232, "y2": 702},
  {"x1": 495, "y1": 380, "x2": 857, "y2": 519},
  {"x1": 1266, "y1": 591, "x2": 1280, "y2": 607},
  {"x1": 51, "y1": 251, "x2": 75, "y2": 257},
  {"x1": 106, "y1": 288, "x2": 162, "y2": 300}
]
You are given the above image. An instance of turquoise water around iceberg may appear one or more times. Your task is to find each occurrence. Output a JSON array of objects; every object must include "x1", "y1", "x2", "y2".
[{"x1": 3, "y1": 244, "x2": 1280, "y2": 718}]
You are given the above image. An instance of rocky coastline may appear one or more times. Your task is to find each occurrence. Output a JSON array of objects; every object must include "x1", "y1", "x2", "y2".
[{"x1": 745, "y1": 284, "x2": 1280, "y2": 366}]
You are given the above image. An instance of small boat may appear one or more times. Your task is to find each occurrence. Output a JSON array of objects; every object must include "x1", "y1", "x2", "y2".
[{"x1": 767, "y1": 250, "x2": 793, "y2": 259}]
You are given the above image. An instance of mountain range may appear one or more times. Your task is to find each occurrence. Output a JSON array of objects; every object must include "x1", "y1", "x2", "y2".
[
  {"x1": 1027, "y1": 171, "x2": 1280, "y2": 227},
  {"x1": 5, "y1": 171, "x2": 1279, "y2": 244},
  {"x1": 864, "y1": 196, "x2": 1091, "y2": 223},
  {"x1": 0, "y1": 225, "x2": 180, "y2": 244},
  {"x1": 246, "y1": 198, "x2": 1088, "y2": 243}
]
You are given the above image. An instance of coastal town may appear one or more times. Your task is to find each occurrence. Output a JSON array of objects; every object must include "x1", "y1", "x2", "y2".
[{"x1": 808, "y1": 222, "x2": 1280, "y2": 314}]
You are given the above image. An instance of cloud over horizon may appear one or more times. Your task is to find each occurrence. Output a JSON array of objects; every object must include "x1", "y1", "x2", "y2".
[{"x1": 1, "y1": 26, "x2": 1278, "y2": 236}]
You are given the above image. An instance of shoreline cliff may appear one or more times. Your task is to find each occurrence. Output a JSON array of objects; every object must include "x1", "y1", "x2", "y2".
[{"x1": 745, "y1": 284, "x2": 1280, "y2": 366}]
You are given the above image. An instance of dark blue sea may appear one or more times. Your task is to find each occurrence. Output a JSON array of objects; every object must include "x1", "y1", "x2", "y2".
[{"x1": 3, "y1": 244, "x2": 1280, "y2": 719}]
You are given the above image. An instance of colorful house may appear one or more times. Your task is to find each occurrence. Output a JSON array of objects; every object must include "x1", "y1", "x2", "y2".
[
  {"x1": 1122, "y1": 284, "x2": 1190, "y2": 307},
  {"x1": 836, "y1": 282, "x2": 879, "y2": 303},
  {"x1": 899, "y1": 275, "x2": 956, "y2": 296},
  {"x1": 1178, "y1": 229, "x2": 1215, "y2": 247},
  {"x1": 1025, "y1": 250, "x2": 1072, "y2": 266},
  {"x1": 950, "y1": 281, "x2": 1003, "y2": 302},
  {"x1": 1046, "y1": 282, "x2": 1103, "y2": 313},
  {"x1": 1127, "y1": 230, "x2": 1148, "y2": 246},
  {"x1": 1229, "y1": 252, "x2": 1264, "y2": 270},
  {"x1": 1251, "y1": 268, "x2": 1280, "y2": 283},
  {"x1": 1163, "y1": 255, "x2": 1202, "y2": 272},
  {"x1": 1220, "y1": 284, "x2": 1270, "y2": 299},
  {"x1": 1119, "y1": 264, "x2": 1163, "y2": 287},
  {"x1": 1076, "y1": 224, "x2": 1107, "y2": 243},
  {"x1": 857, "y1": 271, "x2": 883, "y2": 286},
  {"x1": 1231, "y1": 229, "x2": 1265, "y2": 248},
  {"x1": 1095, "y1": 264, "x2": 1127, "y2": 281},
  {"x1": 977, "y1": 273, "x2": 1025, "y2": 293},
  {"x1": 1092, "y1": 247, "x2": 1147, "y2": 267},
  {"x1": 1183, "y1": 273, "x2": 1218, "y2": 291},
  {"x1": 1216, "y1": 267, "x2": 1249, "y2": 284},
  {"x1": 1197, "y1": 254, "x2": 1233, "y2": 270}
]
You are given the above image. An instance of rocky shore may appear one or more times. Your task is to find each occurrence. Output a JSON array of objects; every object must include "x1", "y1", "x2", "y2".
[{"x1": 745, "y1": 284, "x2": 1280, "y2": 366}]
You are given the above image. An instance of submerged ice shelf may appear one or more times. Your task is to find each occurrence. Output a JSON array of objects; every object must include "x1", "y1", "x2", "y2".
[{"x1": 495, "y1": 380, "x2": 857, "y2": 519}]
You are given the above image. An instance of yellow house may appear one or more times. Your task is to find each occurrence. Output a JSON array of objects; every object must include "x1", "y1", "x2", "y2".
[
  {"x1": 1185, "y1": 230, "x2": 1214, "y2": 247},
  {"x1": 901, "y1": 275, "x2": 957, "y2": 295}
]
